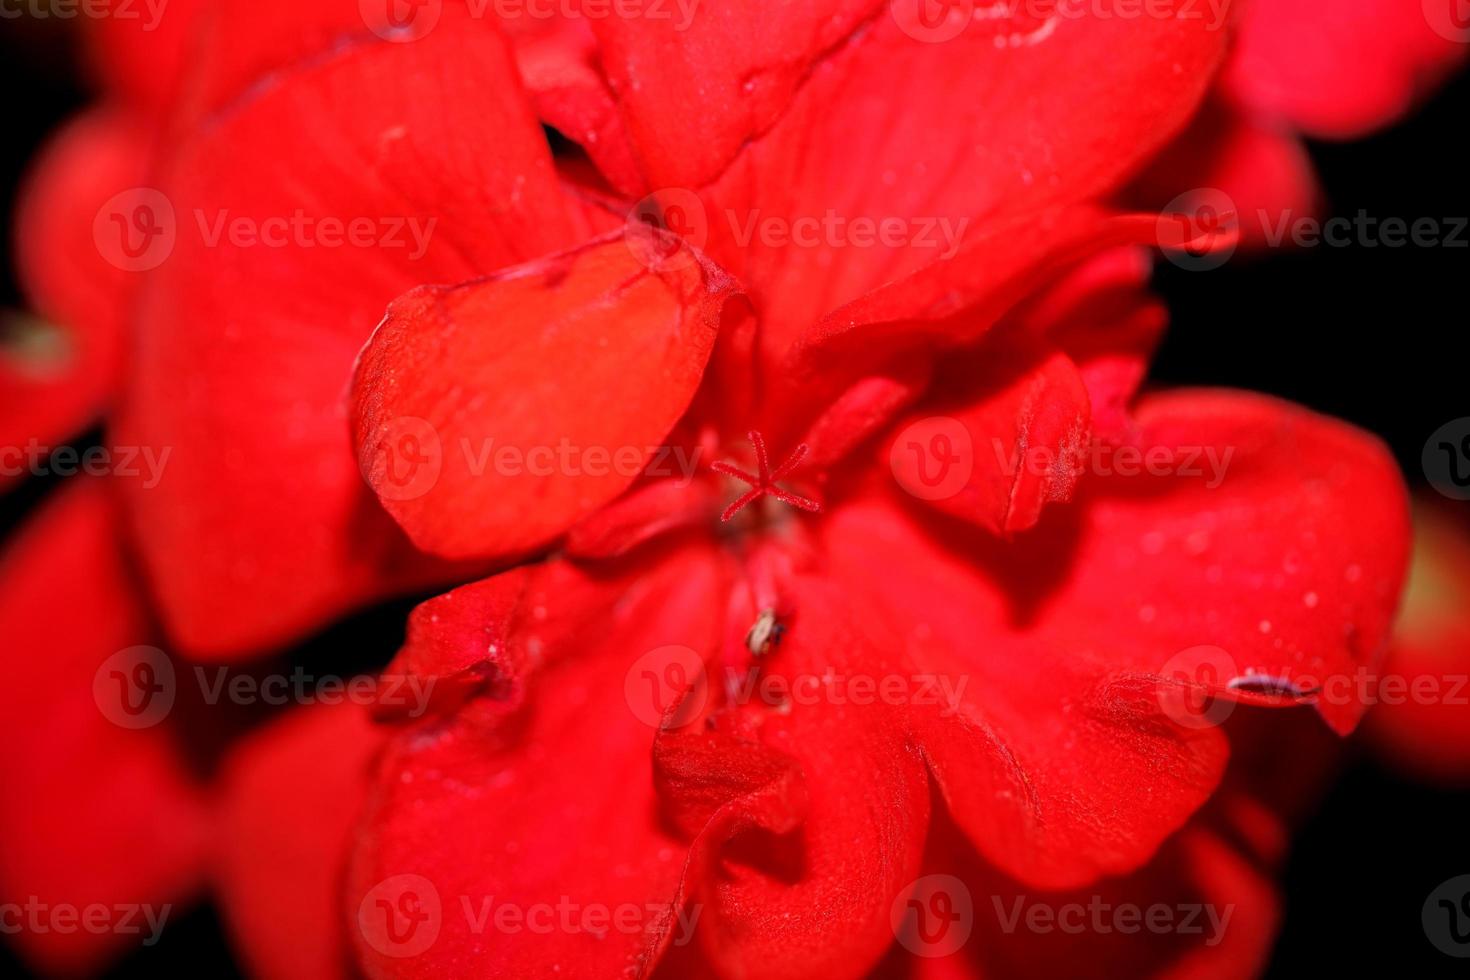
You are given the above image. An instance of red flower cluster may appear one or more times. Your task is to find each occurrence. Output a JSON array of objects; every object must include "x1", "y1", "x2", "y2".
[{"x1": 1, "y1": 1, "x2": 1465, "y2": 977}]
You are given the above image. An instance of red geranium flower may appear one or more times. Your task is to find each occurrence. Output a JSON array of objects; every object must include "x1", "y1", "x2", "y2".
[{"x1": 0, "y1": 0, "x2": 1453, "y2": 976}]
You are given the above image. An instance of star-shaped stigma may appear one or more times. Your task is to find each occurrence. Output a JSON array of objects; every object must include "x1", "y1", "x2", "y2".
[{"x1": 711, "y1": 431, "x2": 822, "y2": 523}]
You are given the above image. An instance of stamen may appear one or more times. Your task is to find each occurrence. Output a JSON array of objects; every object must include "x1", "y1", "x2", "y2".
[{"x1": 713, "y1": 431, "x2": 821, "y2": 522}]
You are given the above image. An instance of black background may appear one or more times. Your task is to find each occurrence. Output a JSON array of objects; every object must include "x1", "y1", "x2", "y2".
[{"x1": 1, "y1": 15, "x2": 1466, "y2": 979}]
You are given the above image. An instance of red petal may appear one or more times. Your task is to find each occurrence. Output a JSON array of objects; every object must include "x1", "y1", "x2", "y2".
[
  {"x1": 1222, "y1": 0, "x2": 1468, "y2": 139},
  {"x1": 0, "y1": 481, "x2": 209, "y2": 974},
  {"x1": 824, "y1": 390, "x2": 1407, "y2": 887},
  {"x1": 657, "y1": 573, "x2": 933, "y2": 979},
  {"x1": 371, "y1": 554, "x2": 659, "y2": 724},
  {"x1": 114, "y1": 22, "x2": 582, "y2": 656},
  {"x1": 346, "y1": 545, "x2": 726, "y2": 978},
  {"x1": 774, "y1": 209, "x2": 1169, "y2": 445},
  {"x1": 1090, "y1": 390, "x2": 1410, "y2": 735},
  {"x1": 798, "y1": 356, "x2": 934, "y2": 470},
  {"x1": 216, "y1": 703, "x2": 386, "y2": 980},
  {"x1": 596, "y1": 5, "x2": 1231, "y2": 360},
  {"x1": 169, "y1": 0, "x2": 426, "y2": 123},
  {"x1": 505, "y1": 15, "x2": 646, "y2": 195},
  {"x1": 351, "y1": 233, "x2": 743, "y2": 560},
  {"x1": 1131, "y1": 101, "x2": 1322, "y2": 255},
  {"x1": 885, "y1": 332, "x2": 1092, "y2": 537},
  {"x1": 1010, "y1": 246, "x2": 1167, "y2": 441},
  {"x1": 161, "y1": 1, "x2": 644, "y2": 194},
  {"x1": 590, "y1": 0, "x2": 881, "y2": 191},
  {"x1": 0, "y1": 312, "x2": 107, "y2": 494},
  {"x1": 565, "y1": 476, "x2": 719, "y2": 560},
  {"x1": 81, "y1": 0, "x2": 204, "y2": 110},
  {"x1": 894, "y1": 815, "x2": 1279, "y2": 980},
  {"x1": 4, "y1": 109, "x2": 149, "y2": 473}
]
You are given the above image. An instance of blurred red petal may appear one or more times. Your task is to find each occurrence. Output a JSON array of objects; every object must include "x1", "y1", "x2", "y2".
[
  {"x1": 114, "y1": 22, "x2": 584, "y2": 656},
  {"x1": 0, "y1": 481, "x2": 209, "y2": 974},
  {"x1": 216, "y1": 702, "x2": 386, "y2": 980},
  {"x1": 1133, "y1": 101, "x2": 1322, "y2": 254},
  {"x1": 1222, "y1": 0, "x2": 1468, "y2": 139},
  {"x1": 81, "y1": 0, "x2": 204, "y2": 111},
  {"x1": 4, "y1": 109, "x2": 150, "y2": 474},
  {"x1": 890, "y1": 815, "x2": 1279, "y2": 980}
]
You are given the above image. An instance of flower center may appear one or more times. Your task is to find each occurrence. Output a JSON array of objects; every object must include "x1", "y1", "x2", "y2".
[{"x1": 711, "y1": 431, "x2": 822, "y2": 524}]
